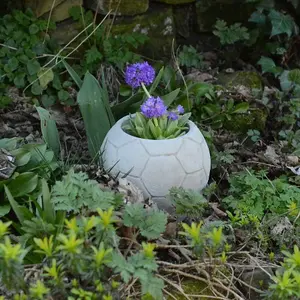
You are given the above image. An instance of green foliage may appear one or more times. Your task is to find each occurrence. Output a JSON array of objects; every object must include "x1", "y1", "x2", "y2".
[
  {"x1": 122, "y1": 111, "x2": 190, "y2": 140},
  {"x1": 51, "y1": 168, "x2": 122, "y2": 213},
  {"x1": 0, "y1": 9, "x2": 73, "y2": 106},
  {"x1": 178, "y1": 45, "x2": 204, "y2": 69},
  {"x1": 213, "y1": 19, "x2": 249, "y2": 45},
  {"x1": 123, "y1": 203, "x2": 167, "y2": 239},
  {"x1": 77, "y1": 71, "x2": 115, "y2": 158},
  {"x1": 0, "y1": 208, "x2": 165, "y2": 299},
  {"x1": 266, "y1": 245, "x2": 300, "y2": 299},
  {"x1": 0, "y1": 138, "x2": 58, "y2": 217},
  {"x1": 36, "y1": 106, "x2": 61, "y2": 158},
  {"x1": 167, "y1": 187, "x2": 208, "y2": 217},
  {"x1": 69, "y1": 6, "x2": 148, "y2": 72},
  {"x1": 223, "y1": 170, "x2": 300, "y2": 219}
]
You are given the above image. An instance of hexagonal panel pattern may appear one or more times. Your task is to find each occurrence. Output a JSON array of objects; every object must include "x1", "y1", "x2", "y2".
[
  {"x1": 181, "y1": 170, "x2": 208, "y2": 191},
  {"x1": 117, "y1": 140, "x2": 149, "y2": 177},
  {"x1": 176, "y1": 139, "x2": 203, "y2": 173},
  {"x1": 101, "y1": 140, "x2": 118, "y2": 172},
  {"x1": 142, "y1": 156, "x2": 185, "y2": 197},
  {"x1": 101, "y1": 114, "x2": 211, "y2": 206},
  {"x1": 141, "y1": 138, "x2": 183, "y2": 156}
]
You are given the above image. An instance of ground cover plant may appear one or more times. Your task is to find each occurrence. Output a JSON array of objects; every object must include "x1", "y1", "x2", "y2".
[{"x1": 1, "y1": 0, "x2": 300, "y2": 299}]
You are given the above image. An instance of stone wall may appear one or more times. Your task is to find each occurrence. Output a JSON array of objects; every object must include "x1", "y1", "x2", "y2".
[{"x1": 20, "y1": 0, "x2": 256, "y2": 58}]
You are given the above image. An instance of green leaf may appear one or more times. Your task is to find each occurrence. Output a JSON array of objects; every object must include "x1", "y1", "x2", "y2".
[
  {"x1": 77, "y1": 71, "x2": 113, "y2": 158},
  {"x1": 7, "y1": 57, "x2": 19, "y2": 72},
  {"x1": 13, "y1": 73, "x2": 25, "y2": 88},
  {"x1": 31, "y1": 81, "x2": 43, "y2": 95},
  {"x1": 0, "y1": 205, "x2": 10, "y2": 217},
  {"x1": 29, "y1": 23, "x2": 39, "y2": 35},
  {"x1": 7, "y1": 172, "x2": 38, "y2": 197},
  {"x1": 27, "y1": 60, "x2": 41, "y2": 76},
  {"x1": 10, "y1": 148, "x2": 31, "y2": 166},
  {"x1": 41, "y1": 179, "x2": 55, "y2": 224},
  {"x1": 141, "y1": 276, "x2": 164, "y2": 300},
  {"x1": 62, "y1": 59, "x2": 83, "y2": 88},
  {"x1": 36, "y1": 106, "x2": 61, "y2": 157},
  {"x1": 257, "y1": 56, "x2": 282, "y2": 76},
  {"x1": 161, "y1": 88, "x2": 180, "y2": 108},
  {"x1": 119, "y1": 84, "x2": 132, "y2": 97},
  {"x1": 38, "y1": 68, "x2": 54, "y2": 89},
  {"x1": 58, "y1": 90, "x2": 70, "y2": 102},
  {"x1": 41, "y1": 94, "x2": 56, "y2": 107},
  {"x1": 232, "y1": 102, "x2": 249, "y2": 114},
  {"x1": 85, "y1": 45, "x2": 103, "y2": 64},
  {"x1": 4, "y1": 185, "x2": 25, "y2": 225},
  {"x1": 288, "y1": 69, "x2": 300, "y2": 85},
  {"x1": 268, "y1": 9, "x2": 296, "y2": 37}
]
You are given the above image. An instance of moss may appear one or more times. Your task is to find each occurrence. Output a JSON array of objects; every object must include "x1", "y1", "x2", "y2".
[
  {"x1": 167, "y1": 279, "x2": 215, "y2": 299},
  {"x1": 196, "y1": 0, "x2": 256, "y2": 32},
  {"x1": 223, "y1": 108, "x2": 267, "y2": 133},
  {"x1": 87, "y1": 0, "x2": 148, "y2": 16},
  {"x1": 217, "y1": 71, "x2": 263, "y2": 90},
  {"x1": 24, "y1": 0, "x2": 64, "y2": 17},
  {"x1": 106, "y1": 7, "x2": 175, "y2": 59},
  {"x1": 43, "y1": 0, "x2": 83, "y2": 22}
]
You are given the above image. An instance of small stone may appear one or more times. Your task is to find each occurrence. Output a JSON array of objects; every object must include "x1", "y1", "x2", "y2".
[
  {"x1": 87, "y1": 0, "x2": 148, "y2": 16},
  {"x1": 287, "y1": 155, "x2": 299, "y2": 166},
  {"x1": 51, "y1": 20, "x2": 82, "y2": 45}
]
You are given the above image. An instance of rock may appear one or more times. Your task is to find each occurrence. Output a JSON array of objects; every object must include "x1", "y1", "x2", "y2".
[
  {"x1": 105, "y1": 6, "x2": 175, "y2": 58},
  {"x1": 173, "y1": 2, "x2": 195, "y2": 39},
  {"x1": 287, "y1": 155, "x2": 299, "y2": 166},
  {"x1": 86, "y1": 0, "x2": 148, "y2": 16},
  {"x1": 24, "y1": 0, "x2": 65, "y2": 17},
  {"x1": 168, "y1": 279, "x2": 215, "y2": 299},
  {"x1": 43, "y1": 0, "x2": 83, "y2": 22},
  {"x1": 217, "y1": 71, "x2": 263, "y2": 90},
  {"x1": 241, "y1": 268, "x2": 273, "y2": 300},
  {"x1": 223, "y1": 108, "x2": 267, "y2": 133},
  {"x1": 51, "y1": 19, "x2": 82, "y2": 45},
  {"x1": 196, "y1": 0, "x2": 256, "y2": 32},
  {"x1": 153, "y1": 0, "x2": 195, "y2": 4}
]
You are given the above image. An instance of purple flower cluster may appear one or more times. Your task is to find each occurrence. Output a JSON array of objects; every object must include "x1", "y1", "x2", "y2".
[
  {"x1": 125, "y1": 62, "x2": 155, "y2": 88},
  {"x1": 167, "y1": 105, "x2": 185, "y2": 120},
  {"x1": 141, "y1": 97, "x2": 167, "y2": 118}
]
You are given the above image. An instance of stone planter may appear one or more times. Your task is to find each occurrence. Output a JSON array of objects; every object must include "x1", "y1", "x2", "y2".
[{"x1": 100, "y1": 115, "x2": 211, "y2": 209}]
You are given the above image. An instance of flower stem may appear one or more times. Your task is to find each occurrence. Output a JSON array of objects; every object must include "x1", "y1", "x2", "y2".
[{"x1": 141, "y1": 82, "x2": 151, "y2": 98}]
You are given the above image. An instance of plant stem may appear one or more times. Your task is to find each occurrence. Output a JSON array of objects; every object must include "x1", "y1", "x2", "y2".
[{"x1": 141, "y1": 82, "x2": 151, "y2": 98}]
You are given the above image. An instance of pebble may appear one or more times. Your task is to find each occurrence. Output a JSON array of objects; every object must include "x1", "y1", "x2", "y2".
[{"x1": 287, "y1": 155, "x2": 299, "y2": 166}]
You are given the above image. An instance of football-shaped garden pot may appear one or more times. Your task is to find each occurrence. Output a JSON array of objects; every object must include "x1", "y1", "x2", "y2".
[{"x1": 100, "y1": 115, "x2": 211, "y2": 209}]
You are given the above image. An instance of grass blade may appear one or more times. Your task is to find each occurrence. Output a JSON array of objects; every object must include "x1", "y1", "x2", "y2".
[{"x1": 62, "y1": 60, "x2": 83, "y2": 88}]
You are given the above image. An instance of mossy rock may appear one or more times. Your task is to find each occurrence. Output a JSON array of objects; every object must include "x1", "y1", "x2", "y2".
[
  {"x1": 223, "y1": 108, "x2": 267, "y2": 133},
  {"x1": 24, "y1": 0, "x2": 65, "y2": 17},
  {"x1": 87, "y1": 0, "x2": 148, "y2": 16},
  {"x1": 43, "y1": 0, "x2": 83, "y2": 22},
  {"x1": 166, "y1": 279, "x2": 215, "y2": 299},
  {"x1": 51, "y1": 19, "x2": 82, "y2": 45},
  {"x1": 154, "y1": 0, "x2": 195, "y2": 4},
  {"x1": 196, "y1": 0, "x2": 256, "y2": 32},
  {"x1": 106, "y1": 6, "x2": 175, "y2": 59},
  {"x1": 217, "y1": 71, "x2": 263, "y2": 90}
]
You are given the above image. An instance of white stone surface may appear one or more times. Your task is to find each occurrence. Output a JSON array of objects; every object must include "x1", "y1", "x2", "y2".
[{"x1": 100, "y1": 115, "x2": 211, "y2": 206}]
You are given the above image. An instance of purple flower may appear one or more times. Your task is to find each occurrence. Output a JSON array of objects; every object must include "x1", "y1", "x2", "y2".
[
  {"x1": 125, "y1": 62, "x2": 155, "y2": 88},
  {"x1": 141, "y1": 96, "x2": 167, "y2": 118},
  {"x1": 177, "y1": 105, "x2": 184, "y2": 114},
  {"x1": 168, "y1": 112, "x2": 179, "y2": 120}
]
